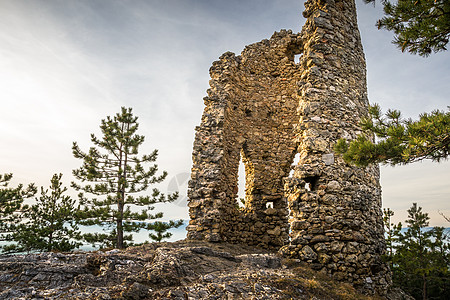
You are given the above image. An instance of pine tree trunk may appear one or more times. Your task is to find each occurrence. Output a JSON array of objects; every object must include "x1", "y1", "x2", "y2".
[
  {"x1": 117, "y1": 201, "x2": 124, "y2": 249},
  {"x1": 117, "y1": 127, "x2": 128, "y2": 250},
  {"x1": 117, "y1": 127, "x2": 125, "y2": 250},
  {"x1": 117, "y1": 220, "x2": 123, "y2": 249},
  {"x1": 48, "y1": 231, "x2": 53, "y2": 252}
]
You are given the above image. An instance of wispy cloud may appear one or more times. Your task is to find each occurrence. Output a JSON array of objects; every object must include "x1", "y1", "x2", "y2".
[{"x1": 0, "y1": 0, "x2": 448, "y2": 225}]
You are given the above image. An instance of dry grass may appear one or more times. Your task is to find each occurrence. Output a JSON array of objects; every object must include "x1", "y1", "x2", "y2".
[{"x1": 271, "y1": 259, "x2": 386, "y2": 300}]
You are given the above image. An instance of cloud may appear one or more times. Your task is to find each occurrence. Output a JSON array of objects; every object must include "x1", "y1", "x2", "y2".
[{"x1": 0, "y1": 0, "x2": 448, "y2": 226}]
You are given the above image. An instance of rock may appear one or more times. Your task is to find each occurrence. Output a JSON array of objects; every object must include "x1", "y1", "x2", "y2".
[
  {"x1": 310, "y1": 235, "x2": 330, "y2": 243},
  {"x1": 120, "y1": 282, "x2": 151, "y2": 299},
  {"x1": 301, "y1": 246, "x2": 318, "y2": 261},
  {"x1": 326, "y1": 181, "x2": 341, "y2": 191},
  {"x1": 238, "y1": 254, "x2": 281, "y2": 269},
  {"x1": 0, "y1": 241, "x2": 409, "y2": 299},
  {"x1": 321, "y1": 153, "x2": 334, "y2": 165}
]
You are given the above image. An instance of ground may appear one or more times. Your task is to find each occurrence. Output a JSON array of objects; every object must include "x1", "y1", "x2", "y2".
[{"x1": 0, "y1": 240, "x2": 412, "y2": 299}]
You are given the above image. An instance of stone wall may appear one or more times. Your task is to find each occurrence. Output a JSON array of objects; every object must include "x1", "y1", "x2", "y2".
[
  {"x1": 187, "y1": 30, "x2": 303, "y2": 248},
  {"x1": 187, "y1": 0, "x2": 390, "y2": 294}
]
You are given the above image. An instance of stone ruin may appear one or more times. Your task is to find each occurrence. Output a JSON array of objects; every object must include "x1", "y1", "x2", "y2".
[{"x1": 187, "y1": 0, "x2": 391, "y2": 294}]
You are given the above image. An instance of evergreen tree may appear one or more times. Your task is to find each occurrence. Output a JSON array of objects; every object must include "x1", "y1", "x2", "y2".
[
  {"x1": 72, "y1": 107, "x2": 181, "y2": 249},
  {"x1": 364, "y1": 0, "x2": 450, "y2": 56},
  {"x1": 382, "y1": 208, "x2": 402, "y2": 269},
  {"x1": 1, "y1": 174, "x2": 81, "y2": 253},
  {"x1": 0, "y1": 173, "x2": 36, "y2": 234},
  {"x1": 335, "y1": 105, "x2": 449, "y2": 166},
  {"x1": 383, "y1": 204, "x2": 450, "y2": 300},
  {"x1": 147, "y1": 220, "x2": 184, "y2": 242}
]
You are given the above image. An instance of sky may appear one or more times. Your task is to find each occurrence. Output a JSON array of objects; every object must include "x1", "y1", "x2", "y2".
[{"x1": 1, "y1": 0, "x2": 449, "y2": 227}]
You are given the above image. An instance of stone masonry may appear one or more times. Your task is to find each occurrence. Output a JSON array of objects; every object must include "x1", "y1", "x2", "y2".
[{"x1": 187, "y1": 0, "x2": 391, "y2": 294}]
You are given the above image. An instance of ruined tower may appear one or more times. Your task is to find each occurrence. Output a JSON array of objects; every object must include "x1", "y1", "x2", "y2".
[{"x1": 187, "y1": 0, "x2": 390, "y2": 294}]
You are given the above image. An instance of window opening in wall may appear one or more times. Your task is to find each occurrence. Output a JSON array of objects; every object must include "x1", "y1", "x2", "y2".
[
  {"x1": 294, "y1": 54, "x2": 302, "y2": 64},
  {"x1": 266, "y1": 202, "x2": 273, "y2": 209},
  {"x1": 237, "y1": 157, "x2": 246, "y2": 208},
  {"x1": 289, "y1": 153, "x2": 301, "y2": 177},
  {"x1": 304, "y1": 175, "x2": 319, "y2": 192}
]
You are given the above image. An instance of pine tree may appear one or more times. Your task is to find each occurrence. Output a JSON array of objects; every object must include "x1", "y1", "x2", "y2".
[
  {"x1": 382, "y1": 208, "x2": 402, "y2": 269},
  {"x1": 2, "y1": 174, "x2": 81, "y2": 253},
  {"x1": 335, "y1": 105, "x2": 449, "y2": 166},
  {"x1": 364, "y1": 0, "x2": 450, "y2": 56},
  {"x1": 72, "y1": 107, "x2": 181, "y2": 249},
  {"x1": 0, "y1": 173, "x2": 36, "y2": 234},
  {"x1": 383, "y1": 204, "x2": 450, "y2": 300},
  {"x1": 147, "y1": 220, "x2": 184, "y2": 242}
]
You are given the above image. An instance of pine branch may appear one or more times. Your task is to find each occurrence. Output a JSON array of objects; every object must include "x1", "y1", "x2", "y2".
[{"x1": 335, "y1": 105, "x2": 449, "y2": 166}]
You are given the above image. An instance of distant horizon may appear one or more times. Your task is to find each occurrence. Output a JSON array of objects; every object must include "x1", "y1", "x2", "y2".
[{"x1": 2, "y1": 221, "x2": 448, "y2": 253}]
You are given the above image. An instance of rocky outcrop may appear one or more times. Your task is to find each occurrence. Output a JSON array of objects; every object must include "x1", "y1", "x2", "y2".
[{"x1": 0, "y1": 241, "x2": 412, "y2": 299}]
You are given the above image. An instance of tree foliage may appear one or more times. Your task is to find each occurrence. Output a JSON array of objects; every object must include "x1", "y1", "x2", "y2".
[
  {"x1": 364, "y1": 0, "x2": 450, "y2": 56},
  {"x1": 1, "y1": 174, "x2": 81, "y2": 253},
  {"x1": 335, "y1": 105, "x2": 450, "y2": 166},
  {"x1": 72, "y1": 107, "x2": 181, "y2": 249},
  {"x1": 382, "y1": 208, "x2": 402, "y2": 269},
  {"x1": 344, "y1": 2, "x2": 450, "y2": 166},
  {"x1": 147, "y1": 220, "x2": 184, "y2": 242},
  {"x1": 383, "y1": 204, "x2": 450, "y2": 300},
  {"x1": 0, "y1": 173, "x2": 36, "y2": 233}
]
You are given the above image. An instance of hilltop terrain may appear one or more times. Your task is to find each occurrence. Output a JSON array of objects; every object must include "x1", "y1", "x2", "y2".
[{"x1": 0, "y1": 240, "x2": 411, "y2": 299}]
